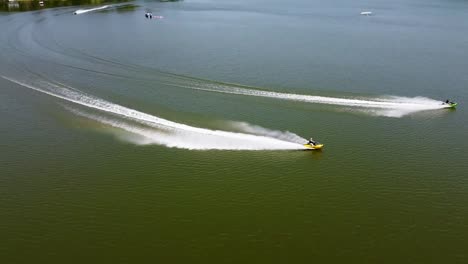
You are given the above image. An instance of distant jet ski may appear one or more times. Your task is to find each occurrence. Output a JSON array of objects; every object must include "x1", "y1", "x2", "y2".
[
  {"x1": 145, "y1": 13, "x2": 163, "y2": 19},
  {"x1": 442, "y1": 99, "x2": 458, "y2": 109},
  {"x1": 304, "y1": 138, "x2": 324, "y2": 150}
]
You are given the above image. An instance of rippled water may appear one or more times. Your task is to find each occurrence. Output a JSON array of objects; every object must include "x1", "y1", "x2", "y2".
[{"x1": 1, "y1": 0, "x2": 468, "y2": 262}]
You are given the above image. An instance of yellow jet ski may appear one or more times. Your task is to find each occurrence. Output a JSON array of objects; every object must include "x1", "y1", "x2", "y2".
[{"x1": 304, "y1": 138, "x2": 324, "y2": 150}]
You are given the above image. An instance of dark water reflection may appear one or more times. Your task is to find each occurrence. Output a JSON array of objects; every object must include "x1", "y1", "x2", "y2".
[{"x1": 0, "y1": 0, "x2": 132, "y2": 12}]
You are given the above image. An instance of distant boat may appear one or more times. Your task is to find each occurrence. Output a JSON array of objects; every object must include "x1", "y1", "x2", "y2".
[{"x1": 360, "y1": 11, "x2": 373, "y2": 16}]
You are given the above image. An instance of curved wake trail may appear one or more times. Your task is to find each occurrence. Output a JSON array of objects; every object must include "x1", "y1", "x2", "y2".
[
  {"x1": 164, "y1": 80, "x2": 448, "y2": 117},
  {"x1": 1, "y1": 76, "x2": 306, "y2": 150},
  {"x1": 0, "y1": 9, "x2": 447, "y2": 119}
]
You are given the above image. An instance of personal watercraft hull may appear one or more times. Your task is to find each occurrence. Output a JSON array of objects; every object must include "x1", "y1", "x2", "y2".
[
  {"x1": 443, "y1": 102, "x2": 457, "y2": 109},
  {"x1": 304, "y1": 144, "x2": 324, "y2": 150},
  {"x1": 448, "y1": 103, "x2": 457, "y2": 109}
]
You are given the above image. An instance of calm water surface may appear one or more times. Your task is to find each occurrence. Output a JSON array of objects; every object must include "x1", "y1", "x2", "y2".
[{"x1": 1, "y1": 0, "x2": 468, "y2": 262}]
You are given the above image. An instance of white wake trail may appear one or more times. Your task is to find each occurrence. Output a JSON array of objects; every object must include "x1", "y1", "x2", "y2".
[
  {"x1": 73, "y1": 5, "x2": 110, "y2": 15},
  {"x1": 165, "y1": 81, "x2": 448, "y2": 117},
  {"x1": 2, "y1": 76, "x2": 307, "y2": 150}
]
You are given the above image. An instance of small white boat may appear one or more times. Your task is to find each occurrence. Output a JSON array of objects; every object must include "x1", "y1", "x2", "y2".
[{"x1": 360, "y1": 11, "x2": 373, "y2": 16}]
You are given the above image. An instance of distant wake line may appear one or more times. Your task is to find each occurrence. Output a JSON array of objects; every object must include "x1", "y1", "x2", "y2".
[
  {"x1": 74, "y1": 5, "x2": 110, "y2": 15},
  {"x1": 163, "y1": 81, "x2": 448, "y2": 117},
  {"x1": 1, "y1": 76, "x2": 306, "y2": 150}
]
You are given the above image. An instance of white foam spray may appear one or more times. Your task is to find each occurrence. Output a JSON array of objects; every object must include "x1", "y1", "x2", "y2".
[
  {"x1": 231, "y1": 122, "x2": 306, "y2": 144},
  {"x1": 2, "y1": 76, "x2": 307, "y2": 150}
]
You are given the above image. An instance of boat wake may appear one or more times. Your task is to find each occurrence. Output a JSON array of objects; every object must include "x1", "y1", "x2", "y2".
[
  {"x1": 73, "y1": 5, "x2": 110, "y2": 15},
  {"x1": 163, "y1": 80, "x2": 448, "y2": 118},
  {"x1": 1, "y1": 76, "x2": 307, "y2": 151}
]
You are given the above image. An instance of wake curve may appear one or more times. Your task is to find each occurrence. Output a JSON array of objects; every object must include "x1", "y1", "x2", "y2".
[{"x1": 1, "y1": 76, "x2": 307, "y2": 150}]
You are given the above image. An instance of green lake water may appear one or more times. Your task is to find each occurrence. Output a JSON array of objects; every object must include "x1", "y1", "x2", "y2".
[{"x1": 1, "y1": 0, "x2": 468, "y2": 262}]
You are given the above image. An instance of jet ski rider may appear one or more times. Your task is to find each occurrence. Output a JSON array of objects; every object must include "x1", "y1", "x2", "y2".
[{"x1": 308, "y1": 138, "x2": 317, "y2": 146}]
